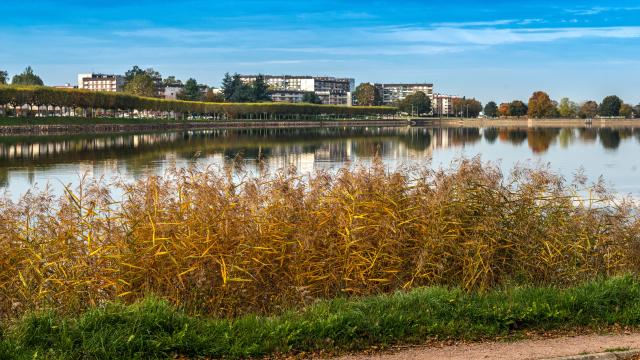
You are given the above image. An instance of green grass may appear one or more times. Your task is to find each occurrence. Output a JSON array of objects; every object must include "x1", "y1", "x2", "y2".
[{"x1": 3, "y1": 276, "x2": 640, "y2": 359}]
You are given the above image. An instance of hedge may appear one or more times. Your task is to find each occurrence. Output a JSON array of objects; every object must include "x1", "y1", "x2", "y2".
[{"x1": 0, "y1": 86, "x2": 397, "y2": 119}]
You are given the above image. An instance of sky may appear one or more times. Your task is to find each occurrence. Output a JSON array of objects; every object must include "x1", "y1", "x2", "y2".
[{"x1": 1, "y1": 0, "x2": 639, "y2": 104}]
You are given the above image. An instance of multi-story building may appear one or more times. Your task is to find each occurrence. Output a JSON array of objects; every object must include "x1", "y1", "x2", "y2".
[
  {"x1": 374, "y1": 83, "x2": 433, "y2": 106},
  {"x1": 77, "y1": 73, "x2": 125, "y2": 92},
  {"x1": 239, "y1": 75, "x2": 355, "y2": 106},
  {"x1": 432, "y1": 93, "x2": 460, "y2": 116},
  {"x1": 163, "y1": 85, "x2": 184, "y2": 100}
]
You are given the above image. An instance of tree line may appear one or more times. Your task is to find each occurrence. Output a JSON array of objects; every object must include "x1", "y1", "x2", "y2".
[
  {"x1": 0, "y1": 85, "x2": 396, "y2": 119},
  {"x1": 484, "y1": 91, "x2": 639, "y2": 119}
]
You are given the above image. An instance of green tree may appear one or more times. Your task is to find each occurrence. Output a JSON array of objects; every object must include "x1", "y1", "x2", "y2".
[
  {"x1": 221, "y1": 73, "x2": 252, "y2": 102},
  {"x1": 527, "y1": 91, "x2": 555, "y2": 118},
  {"x1": 123, "y1": 73, "x2": 156, "y2": 97},
  {"x1": 578, "y1": 101, "x2": 598, "y2": 119},
  {"x1": 399, "y1": 91, "x2": 431, "y2": 116},
  {"x1": 302, "y1": 92, "x2": 322, "y2": 104},
  {"x1": 508, "y1": 100, "x2": 528, "y2": 117},
  {"x1": 251, "y1": 75, "x2": 271, "y2": 102},
  {"x1": 599, "y1": 95, "x2": 622, "y2": 117},
  {"x1": 11, "y1": 66, "x2": 44, "y2": 86},
  {"x1": 0, "y1": 70, "x2": 7, "y2": 85},
  {"x1": 162, "y1": 76, "x2": 183, "y2": 86},
  {"x1": 558, "y1": 97, "x2": 578, "y2": 118},
  {"x1": 124, "y1": 66, "x2": 145, "y2": 82},
  {"x1": 483, "y1": 101, "x2": 498, "y2": 118},
  {"x1": 354, "y1": 83, "x2": 381, "y2": 106},
  {"x1": 634, "y1": 104, "x2": 640, "y2": 118},
  {"x1": 179, "y1": 78, "x2": 201, "y2": 101},
  {"x1": 620, "y1": 103, "x2": 633, "y2": 118}
]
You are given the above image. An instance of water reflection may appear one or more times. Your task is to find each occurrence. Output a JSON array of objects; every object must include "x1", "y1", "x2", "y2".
[{"x1": 1, "y1": 126, "x2": 640, "y2": 195}]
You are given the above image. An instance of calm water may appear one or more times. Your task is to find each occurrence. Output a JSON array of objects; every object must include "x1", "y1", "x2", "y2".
[{"x1": 1, "y1": 126, "x2": 640, "y2": 199}]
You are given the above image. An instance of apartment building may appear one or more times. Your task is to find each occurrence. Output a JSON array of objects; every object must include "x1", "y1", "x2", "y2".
[
  {"x1": 77, "y1": 73, "x2": 125, "y2": 92},
  {"x1": 239, "y1": 75, "x2": 355, "y2": 106},
  {"x1": 374, "y1": 83, "x2": 433, "y2": 105},
  {"x1": 433, "y1": 93, "x2": 460, "y2": 116}
]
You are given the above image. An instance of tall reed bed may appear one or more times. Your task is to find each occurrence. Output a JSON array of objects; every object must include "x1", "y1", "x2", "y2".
[{"x1": 0, "y1": 158, "x2": 639, "y2": 319}]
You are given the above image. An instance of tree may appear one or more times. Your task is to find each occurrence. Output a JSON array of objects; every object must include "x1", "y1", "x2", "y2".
[
  {"x1": 452, "y1": 98, "x2": 482, "y2": 118},
  {"x1": 399, "y1": 91, "x2": 431, "y2": 115},
  {"x1": 124, "y1": 66, "x2": 145, "y2": 82},
  {"x1": 11, "y1": 66, "x2": 44, "y2": 86},
  {"x1": 123, "y1": 73, "x2": 156, "y2": 97},
  {"x1": 498, "y1": 103, "x2": 510, "y2": 117},
  {"x1": 508, "y1": 100, "x2": 528, "y2": 118},
  {"x1": 0, "y1": 70, "x2": 7, "y2": 85},
  {"x1": 179, "y1": 78, "x2": 201, "y2": 101},
  {"x1": 221, "y1": 73, "x2": 252, "y2": 102},
  {"x1": 620, "y1": 103, "x2": 633, "y2": 118},
  {"x1": 162, "y1": 76, "x2": 183, "y2": 86},
  {"x1": 558, "y1": 97, "x2": 578, "y2": 118},
  {"x1": 354, "y1": 83, "x2": 381, "y2": 106},
  {"x1": 202, "y1": 89, "x2": 224, "y2": 102},
  {"x1": 251, "y1": 75, "x2": 271, "y2": 102},
  {"x1": 634, "y1": 104, "x2": 640, "y2": 118},
  {"x1": 599, "y1": 95, "x2": 622, "y2": 117},
  {"x1": 527, "y1": 91, "x2": 555, "y2": 118},
  {"x1": 302, "y1": 92, "x2": 322, "y2": 104},
  {"x1": 484, "y1": 101, "x2": 498, "y2": 118},
  {"x1": 578, "y1": 101, "x2": 598, "y2": 119}
]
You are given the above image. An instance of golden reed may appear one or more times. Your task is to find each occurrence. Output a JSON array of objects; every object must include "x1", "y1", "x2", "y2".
[{"x1": 0, "y1": 157, "x2": 638, "y2": 319}]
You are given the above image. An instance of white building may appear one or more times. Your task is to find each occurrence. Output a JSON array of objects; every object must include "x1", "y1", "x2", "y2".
[
  {"x1": 163, "y1": 85, "x2": 184, "y2": 100},
  {"x1": 374, "y1": 83, "x2": 434, "y2": 106},
  {"x1": 433, "y1": 94, "x2": 460, "y2": 116},
  {"x1": 77, "y1": 73, "x2": 124, "y2": 92},
  {"x1": 239, "y1": 75, "x2": 355, "y2": 106}
]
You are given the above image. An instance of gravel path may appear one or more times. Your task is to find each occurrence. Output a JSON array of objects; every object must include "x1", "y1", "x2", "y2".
[{"x1": 337, "y1": 333, "x2": 640, "y2": 360}]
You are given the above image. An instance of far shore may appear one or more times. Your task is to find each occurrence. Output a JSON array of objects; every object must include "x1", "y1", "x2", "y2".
[{"x1": 0, "y1": 116, "x2": 638, "y2": 135}]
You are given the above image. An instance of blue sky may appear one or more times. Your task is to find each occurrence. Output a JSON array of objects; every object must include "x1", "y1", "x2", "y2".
[{"x1": 1, "y1": 0, "x2": 639, "y2": 104}]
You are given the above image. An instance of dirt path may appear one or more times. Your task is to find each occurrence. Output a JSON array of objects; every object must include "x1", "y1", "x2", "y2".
[{"x1": 337, "y1": 333, "x2": 640, "y2": 360}]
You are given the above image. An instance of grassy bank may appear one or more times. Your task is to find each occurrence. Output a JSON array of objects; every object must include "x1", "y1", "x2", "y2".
[{"x1": 2, "y1": 276, "x2": 640, "y2": 359}]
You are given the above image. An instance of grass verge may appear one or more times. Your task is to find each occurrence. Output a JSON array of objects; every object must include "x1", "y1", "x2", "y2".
[{"x1": 2, "y1": 275, "x2": 640, "y2": 359}]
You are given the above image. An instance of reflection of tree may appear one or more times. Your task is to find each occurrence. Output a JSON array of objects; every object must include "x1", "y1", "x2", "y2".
[
  {"x1": 578, "y1": 128, "x2": 597, "y2": 143},
  {"x1": 483, "y1": 128, "x2": 499, "y2": 144},
  {"x1": 599, "y1": 129, "x2": 621, "y2": 150},
  {"x1": 499, "y1": 129, "x2": 528, "y2": 145},
  {"x1": 401, "y1": 129, "x2": 432, "y2": 151},
  {"x1": 450, "y1": 128, "x2": 481, "y2": 146},
  {"x1": 635, "y1": 129, "x2": 640, "y2": 144},
  {"x1": 527, "y1": 129, "x2": 560, "y2": 154},
  {"x1": 558, "y1": 128, "x2": 575, "y2": 148}
]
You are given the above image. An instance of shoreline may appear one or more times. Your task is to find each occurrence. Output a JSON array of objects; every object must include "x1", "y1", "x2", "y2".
[{"x1": 0, "y1": 117, "x2": 638, "y2": 135}]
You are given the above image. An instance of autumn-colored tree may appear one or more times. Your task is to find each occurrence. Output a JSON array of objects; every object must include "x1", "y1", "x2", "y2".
[
  {"x1": 452, "y1": 98, "x2": 482, "y2": 118},
  {"x1": 498, "y1": 103, "x2": 510, "y2": 117},
  {"x1": 578, "y1": 101, "x2": 598, "y2": 119},
  {"x1": 620, "y1": 103, "x2": 633, "y2": 118},
  {"x1": 527, "y1": 91, "x2": 556, "y2": 118},
  {"x1": 354, "y1": 83, "x2": 381, "y2": 106}
]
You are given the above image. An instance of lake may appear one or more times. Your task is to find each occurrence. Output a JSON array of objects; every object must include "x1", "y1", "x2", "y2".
[{"x1": 1, "y1": 126, "x2": 639, "y2": 200}]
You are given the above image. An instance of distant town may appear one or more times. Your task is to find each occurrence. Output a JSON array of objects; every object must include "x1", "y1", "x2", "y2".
[{"x1": 52, "y1": 67, "x2": 461, "y2": 116}]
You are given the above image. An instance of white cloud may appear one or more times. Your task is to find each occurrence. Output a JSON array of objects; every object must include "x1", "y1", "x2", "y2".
[
  {"x1": 567, "y1": 6, "x2": 640, "y2": 16},
  {"x1": 381, "y1": 26, "x2": 640, "y2": 46}
]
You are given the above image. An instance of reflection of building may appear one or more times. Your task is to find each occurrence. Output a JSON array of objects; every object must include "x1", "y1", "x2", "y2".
[
  {"x1": 374, "y1": 83, "x2": 434, "y2": 105},
  {"x1": 239, "y1": 75, "x2": 355, "y2": 105},
  {"x1": 433, "y1": 94, "x2": 459, "y2": 116},
  {"x1": 77, "y1": 73, "x2": 125, "y2": 92}
]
